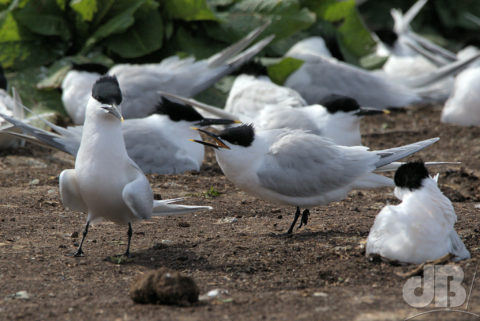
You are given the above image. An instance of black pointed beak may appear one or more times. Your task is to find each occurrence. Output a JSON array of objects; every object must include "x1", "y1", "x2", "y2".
[
  {"x1": 194, "y1": 118, "x2": 241, "y2": 127},
  {"x1": 191, "y1": 127, "x2": 230, "y2": 149},
  {"x1": 353, "y1": 107, "x2": 390, "y2": 117},
  {"x1": 189, "y1": 139, "x2": 220, "y2": 149}
]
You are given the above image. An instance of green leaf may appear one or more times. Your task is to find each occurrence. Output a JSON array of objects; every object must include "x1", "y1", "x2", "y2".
[
  {"x1": 105, "y1": 0, "x2": 163, "y2": 58},
  {"x1": 165, "y1": 0, "x2": 217, "y2": 21},
  {"x1": 434, "y1": 0, "x2": 480, "y2": 29},
  {"x1": 173, "y1": 26, "x2": 226, "y2": 59},
  {"x1": 70, "y1": 0, "x2": 97, "y2": 22},
  {"x1": 82, "y1": 0, "x2": 146, "y2": 52},
  {"x1": 6, "y1": 66, "x2": 65, "y2": 114},
  {"x1": 305, "y1": 0, "x2": 376, "y2": 65},
  {"x1": 36, "y1": 52, "x2": 113, "y2": 89},
  {"x1": 207, "y1": 0, "x2": 315, "y2": 55},
  {"x1": 13, "y1": 0, "x2": 70, "y2": 39},
  {"x1": 208, "y1": 0, "x2": 234, "y2": 7},
  {"x1": 267, "y1": 57, "x2": 304, "y2": 85},
  {"x1": 359, "y1": 53, "x2": 388, "y2": 70},
  {"x1": 0, "y1": 12, "x2": 63, "y2": 69},
  {"x1": 56, "y1": 0, "x2": 66, "y2": 10},
  {"x1": 193, "y1": 75, "x2": 234, "y2": 108},
  {"x1": 36, "y1": 65, "x2": 71, "y2": 90}
]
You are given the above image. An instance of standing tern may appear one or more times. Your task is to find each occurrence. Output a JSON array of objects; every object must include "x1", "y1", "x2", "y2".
[
  {"x1": 59, "y1": 75, "x2": 212, "y2": 257},
  {"x1": 62, "y1": 24, "x2": 274, "y2": 124},
  {"x1": 366, "y1": 161, "x2": 470, "y2": 264},
  {"x1": 0, "y1": 97, "x2": 238, "y2": 174},
  {"x1": 191, "y1": 124, "x2": 439, "y2": 234}
]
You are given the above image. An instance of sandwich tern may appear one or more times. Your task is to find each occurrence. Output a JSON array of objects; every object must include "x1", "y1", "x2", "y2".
[
  {"x1": 191, "y1": 124, "x2": 439, "y2": 233},
  {"x1": 0, "y1": 97, "x2": 239, "y2": 174},
  {"x1": 161, "y1": 87, "x2": 388, "y2": 147},
  {"x1": 59, "y1": 75, "x2": 212, "y2": 256},
  {"x1": 62, "y1": 24, "x2": 274, "y2": 124},
  {"x1": 366, "y1": 161, "x2": 470, "y2": 264},
  {"x1": 441, "y1": 47, "x2": 480, "y2": 126}
]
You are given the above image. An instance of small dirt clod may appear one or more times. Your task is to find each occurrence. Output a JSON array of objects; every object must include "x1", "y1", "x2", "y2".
[{"x1": 129, "y1": 268, "x2": 199, "y2": 306}]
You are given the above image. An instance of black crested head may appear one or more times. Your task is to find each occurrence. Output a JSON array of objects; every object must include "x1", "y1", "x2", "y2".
[
  {"x1": 92, "y1": 75, "x2": 122, "y2": 105},
  {"x1": 218, "y1": 124, "x2": 255, "y2": 147},
  {"x1": 319, "y1": 94, "x2": 360, "y2": 114},
  {"x1": 0, "y1": 65, "x2": 6, "y2": 90},
  {"x1": 376, "y1": 29, "x2": 398, "y2": 47},
  {"x1": 71, "y1": 62, "x2": 109, "y2": 75},
  {"x1": 156, "y1": 97, "x2": 203, "y2": 122},
  {"x1": 394, "y1": 161, "x2": 429, "y2": 190}
]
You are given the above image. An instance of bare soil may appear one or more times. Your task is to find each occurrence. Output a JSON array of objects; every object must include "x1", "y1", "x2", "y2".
[{"x1": 0, "y1": 104, "x2": 479, "y2": 321}]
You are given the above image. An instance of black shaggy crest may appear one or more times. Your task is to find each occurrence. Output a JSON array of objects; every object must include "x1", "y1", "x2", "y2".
[
  {"x1": 319, "y1": 94, "x2": 360, "y2": 114},
  {"x1": 394, "y1": 161, "x2": 429, "y2": 190},
  {"x1": 71, "y1": 62, "x2": 109, "y2": 74},
  {"x1": 92, "y1": 75, "x2": 122, "y2": 105},
  {"x1": 219, "y1": 124, "x2": 255, "y2": 147},
  {"x1": 156, "y1": 97, "x2": 204, "y2": 122},
  {"x1": 0, "y1": 65, "x2": 6, "y2": 90}
]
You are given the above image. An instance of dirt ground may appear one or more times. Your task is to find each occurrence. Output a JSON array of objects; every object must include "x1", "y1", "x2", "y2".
[{"x1": 0, "y1": 104, "x2": 479, "y2": 321}]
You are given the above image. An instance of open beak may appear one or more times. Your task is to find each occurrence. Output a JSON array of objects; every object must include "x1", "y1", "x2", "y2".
[
  {"x1": 102, "y1": 104, "x2": 124, "y2": 122},
  {"x1": 190, "y1": 127, "x2": 230, "y2": 150},
  {"x1": 353, "y1": 107, "x2": 390, "y2": 117},
  {"x1": 194, "y1": 118, "x2": 241, "y2": 127}
]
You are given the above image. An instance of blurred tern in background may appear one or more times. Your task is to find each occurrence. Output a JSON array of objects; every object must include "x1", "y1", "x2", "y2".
[
  {"x1": 284, "y1": 36, "x2": 480, "y2": 108},
  {"x1": 163, "y1": 89, "x2": 389, "y2": 147},
  {"x1": 377, "y1": 0, "x2": 455, "y2": 79},
  {"x1": 224, "y1": 74, "x2": 307, "y2": 118},
  {"x1": 366, "y1": 161, "x2": 470, "y2": 264},
  {"x1": 0, "y1": 97, "x2": 239, "y2": 174},
  {"x1": 62, "y1": 23, "x2": 274, "y2": 124},
  {"x1": 441, "y1": 47, "x2": 480, "y2": 126},
  {"x1": 191, "y1": 124, "x2": 439, "y2": 234},
  {"x1": 58, "y1": 75, "x2": 211, "y2": 257}
]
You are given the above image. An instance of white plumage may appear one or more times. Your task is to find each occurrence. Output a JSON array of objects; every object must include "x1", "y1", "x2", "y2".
[
  {"x1": 366, "y1": 165, "x2": 470, "y2": 264},
  {"x1": 61, "y1": 25, "x2": 274, "y2": 124},
  {"x1": 59, "y1": 76, "x2": 212, "y2": 257},
  {"x1": 193, "y1": 125, "x2": 439, "y2": 233}
]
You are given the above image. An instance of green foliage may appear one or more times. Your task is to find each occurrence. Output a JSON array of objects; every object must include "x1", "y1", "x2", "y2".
[
  {"x1": 104, "y1": 0, "x2": 163, "y2": 58},
  {"x1": 304, "y1": 0, "x2": 376, "y2": 65},
  {"x1": 5, "y1": 0, "x2": 475, "y2": 116},
  {"x1": 267, "y1": 57, "x2": 304, "y2": 85},
  {"x1": 164, "y1": 0, "x2": 217, "y2": 21},
  {"x1": 203, "y1": 186, "x2": 221, "y2": 198}
]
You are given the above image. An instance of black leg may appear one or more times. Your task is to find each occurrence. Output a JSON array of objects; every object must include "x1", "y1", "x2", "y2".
[
  {"x1": 287, "y1": 207, "x2": 301, "y2": 234},
  {"x1": 298, "y1": 209, "x2": 310, "y2": 229},
  {"x1": 74, "y1": 221, "x2": 90, "y2": 257},
  {"x1": 124, "y1": 223, "x2": 132, "y2": 257}
]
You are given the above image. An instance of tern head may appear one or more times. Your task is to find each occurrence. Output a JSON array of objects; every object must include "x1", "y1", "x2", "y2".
[
  {"x1": 320, "y1": 94, "x2": 389, "y2": 117},
  {"x1": 0, "y1": 65, "x2": 6, "y2": 90},
  {"x1": 191, "y1": 124, "x2": 255, "y2": 150},
  {"x1": 157, "y1": 97, "x2": 240, "y2": 127},
  {"x1": 394, "y1": 161, "x2": 429, "y2": 191},
  {"x1": 91, "y1": 75, "x2": 123, "y2": 121}
]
